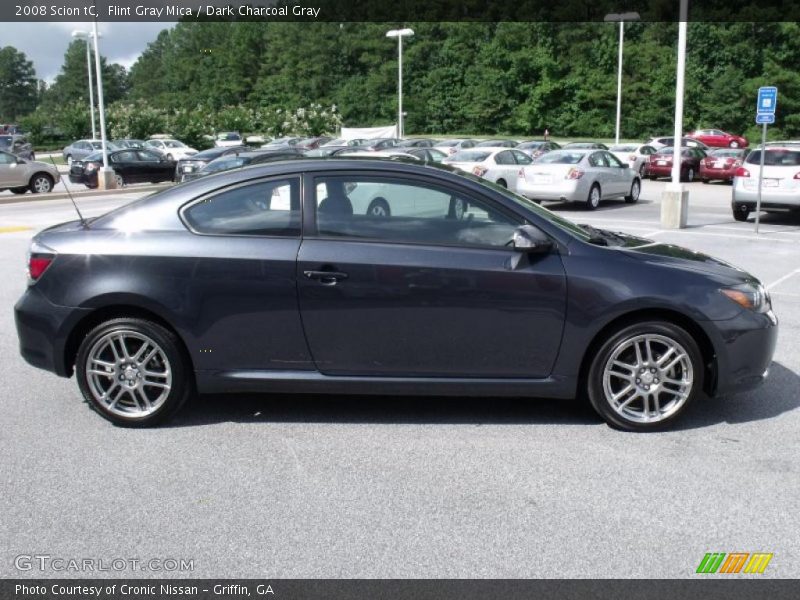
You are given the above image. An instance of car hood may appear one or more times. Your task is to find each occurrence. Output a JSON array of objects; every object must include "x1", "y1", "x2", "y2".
[{"x1": 618, "y1": 237, "x2": 756, "y2": 283}]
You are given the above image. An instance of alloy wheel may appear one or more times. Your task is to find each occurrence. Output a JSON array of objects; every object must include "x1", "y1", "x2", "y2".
[{"x1": 32, "y1": 176, "x2": 51, "y2": 193}]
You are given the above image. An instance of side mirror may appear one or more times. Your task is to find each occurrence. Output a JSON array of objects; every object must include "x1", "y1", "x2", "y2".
[{"x1": 512, "y1": 225, "x2": 553, "y2": 254}]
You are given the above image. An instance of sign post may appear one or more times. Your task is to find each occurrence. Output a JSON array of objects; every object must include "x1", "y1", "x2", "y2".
[{"x1": 754, "y1": 86, "x2": 777, "y2": 234}]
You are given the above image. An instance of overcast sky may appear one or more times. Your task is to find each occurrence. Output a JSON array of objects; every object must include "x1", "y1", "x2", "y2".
[{"x1": 3, "y1": 22, "x2": 172, "y2": 82}]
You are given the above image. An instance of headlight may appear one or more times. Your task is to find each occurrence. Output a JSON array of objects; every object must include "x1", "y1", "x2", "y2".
[{"x1": 720, "y1": 283, "x2": 771, "y2": 313}]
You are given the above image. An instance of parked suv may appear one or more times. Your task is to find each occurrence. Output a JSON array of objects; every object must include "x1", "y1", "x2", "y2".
[
  {"x1": 0, "y1": 150, "x2": 60, "y2": 194},
  {"x1": 732, "y1": 147, "x2": 800, "y2": 221}
]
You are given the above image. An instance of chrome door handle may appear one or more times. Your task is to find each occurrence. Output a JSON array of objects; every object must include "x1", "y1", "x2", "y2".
[{"x1": 303, "y1": 270, "x2": 349, "y2": 285}]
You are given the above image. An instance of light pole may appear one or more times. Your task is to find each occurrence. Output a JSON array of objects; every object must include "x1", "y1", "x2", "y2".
[
  {"x1": 661, "y1": 0, "x2": 690, "y2": 229},
  {"x1": 386, "y1": 28, "x2": 414, "y2": 139},
  {"x1": 71, "y1": 30, "x2": 99, "y2": 140},
  {"x1": 91, "y1": 20, "x2": 115, "y2": 188},
  {"x1": 604, "y1": 12, "x2": 640, "y2": 145}
]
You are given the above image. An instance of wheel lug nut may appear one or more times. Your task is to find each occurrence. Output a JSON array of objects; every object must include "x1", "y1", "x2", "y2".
[{"x1": 651, "y1": 368, "x2": 656, "y2": 373}]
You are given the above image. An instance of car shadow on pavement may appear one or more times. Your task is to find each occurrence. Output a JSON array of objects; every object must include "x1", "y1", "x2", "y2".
[
  {"x1": 167, "y1": 362, "x2": 798, "y2": 430},
  {"x1": 675, "y1": 361, "x2": 800, "y2": 431},
  {"x1": 544, "y1": 199, "x2": 654, "y2": 213},
  {"x1": 170, "y1": 393, "x2": 601, "y2": 428}
]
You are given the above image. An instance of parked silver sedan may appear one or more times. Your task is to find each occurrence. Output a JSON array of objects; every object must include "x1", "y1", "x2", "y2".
[{"x1": 516, "y1": 149, "x2": 641, "y2": 210}]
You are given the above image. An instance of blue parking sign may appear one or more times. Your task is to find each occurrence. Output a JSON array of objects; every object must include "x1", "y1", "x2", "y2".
[{"x1": 757, "y1": 87, "x2": 778, "y2": 114}]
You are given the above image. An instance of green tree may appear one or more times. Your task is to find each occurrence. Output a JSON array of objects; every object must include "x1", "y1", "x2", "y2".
[{"x1": 0, "y1": 46, "x2": 38, "y2": 121}]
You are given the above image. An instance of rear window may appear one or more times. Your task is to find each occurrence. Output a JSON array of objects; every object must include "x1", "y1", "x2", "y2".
[
  {"x1": 449, "y1": 150, "x2": 492, "y2": 162},
  {"x1": 610, "y1": 145, "x2": 637, "y2": 152},
  {"x1": 536, "y1": 151, "x2": 584, "y2": 164},
  {"x1": 745, "y1": 150, "x2": 800, "y2": 166},
  {"x1": 0, "y1": 136, "x2": 11, "y2": 147}
]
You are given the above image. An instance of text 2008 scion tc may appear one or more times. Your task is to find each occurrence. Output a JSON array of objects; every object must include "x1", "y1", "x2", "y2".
[{"x1": 15, "y1": 159, "x2": 778, "y2": 430}]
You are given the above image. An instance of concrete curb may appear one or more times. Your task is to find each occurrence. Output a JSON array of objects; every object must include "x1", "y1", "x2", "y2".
[{"x1": 0, "y1": 183, "x2": 173, "y2": 206}]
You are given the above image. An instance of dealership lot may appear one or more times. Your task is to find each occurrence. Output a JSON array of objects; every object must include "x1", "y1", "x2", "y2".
[{"x1": 0, "y1": 179, "x2": 798, "y2": 578}]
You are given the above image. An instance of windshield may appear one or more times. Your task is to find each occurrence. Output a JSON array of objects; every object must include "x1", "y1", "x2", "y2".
[
  {"x1": 610, "y1": 145, "x2": 637, "y2": 152},
  {"x1": 536, "y1": 151, "x2": 584, "y2": 164},
  {"x1": 164, "y1": 140, "x2": 186, "y2": 148},
  {"x1": 203, "y1": 156, "x2": 248, "y2": 173},
  {"x1": 0, "y1": 136, "x2": 11, "y2": 147},
  {"x1": 745, "y1": 149, "x2": 800, "y2": 166},
  {"x1": 448, "y1": 150, "x2": 491, "y2": 162}
]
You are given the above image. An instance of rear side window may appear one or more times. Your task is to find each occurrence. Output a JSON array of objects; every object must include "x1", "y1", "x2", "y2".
[
  {"x1": 182, "y1": 178, "x2": 301, "y2": 237},
  {"x1": 746, "y1": 150, "x2": 800, "y2": 166}
]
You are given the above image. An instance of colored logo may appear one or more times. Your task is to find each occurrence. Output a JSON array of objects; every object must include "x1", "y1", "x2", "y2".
[{"x1": 696, "y1": 552, "x2": 773, "y2": 574}]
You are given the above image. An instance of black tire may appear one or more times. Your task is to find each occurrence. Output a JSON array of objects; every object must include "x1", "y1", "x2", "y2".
[
  {"x1": 496, "y1": 178, "x2": 507, "y2": 188},
  {"x1": 114, "y1": 173, "x2": 125, "y2": 188},
  {"x1": 587, "y1": 320, "x2": 704, "y2": 431},
  {"x1": 75, "y1": 318, "x2": 192, "y2": 427},
  {"x1": 683, "y1": 167, "x2": 695, "y2": 183},
  {"x1": 733, "y1": 205, "x2": 750, "y2": 222},
  {"x1": 586, "y1": 184, "x2": 601, "y2": 210},
  {"x1": 29, "y1": 173, "x2": 53, "y2": 194},
  {"x1": 701, "y1": 178, "x2": 709, "y2": 184},
  {"x1": 624, "y1": 179, "x2": 641, "y2": 203},
  {"x1": 366, "y1": 197, "x2": 391, "y2": 217},
  {"x1": 10, "y1": 186, "x2": 27, "y2": 194}
]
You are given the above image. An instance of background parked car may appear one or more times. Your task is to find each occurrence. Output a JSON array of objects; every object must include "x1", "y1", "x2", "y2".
[
  {"x1": 62, "y1": 139, "x2": 114, "y2": 164},
  {"x1": 215, "y1": 132, "x2": 243, "y2": 147},
  {"x1": 443, "y1": 147, "x2": 533, "y2": 192},
  {"x1": 305, "y1": 146, "x2": 355, "y2": 157},
  {"x1": 0, "y1": 134, "x2": 35, "y2": 160},
  {"x1": 395, "y1": 138, "x2": 439, "y2": 148},
  {"x1": 475, "y1": 139, "x2": 518, "y2": 148},
  {"x1": 321, "y1": 138, "x2": 366, "y2": 147},
  {"x1": 336, "y1": 148, "x2": 448, "y2": 164},
  {"x1": 433, "y1": 138, "x2": 479, "y2": 155},
  {"x1": 563, "y1": 142, "x2": 609, "y2": 150},
  {"x1": 112, "y1": 139, "x2": 146, "y2": 149},
  {"x1": 353, "y1": 138, "x2": 401, "y2": 151},
  {"x1": 261, "y1": 136, "x2": 304, "y2": 148},
  {"x1": 732, "y1": 146, "x2": 800, "y2": 221},
  {"x1": 184, "y1": 147, "x2": 306, "y2": 180},
  {"x1": 609, "y1": 143, "x2": 657, "y2": 176},
  {"x1": 144, "y1": 138, "x2": 198, "y2": 161},
  {"x1": 647, "y1": 146, "x2": 707, "y2": 182},
  {"x1": 0, "y1": 150, "x2": 60, "y2": 194},
  {"x1": 699, "y1": 148, "x2": 748, "y2": 184},
  {"x1": 69, "y1": 149, "x2": 176, "y2": 188},
  {"x1": 294, "y1": 136, "x2": 333, "y2": 150},
  {"x1": 686, "y1": 128, "x2": 748, "y2": 149},
  {"x1": 645, "y1": 136, "x2": 709, "y2": 151},
  {"x1": 516, "y1": 140, "x2": 561, "y2": 159},
  {"x1": 517, "y1": 149, "x2": 640, "y2": 209},
  {"x1": 175, "y1": 146, "x2": 249, "y2": 181}
]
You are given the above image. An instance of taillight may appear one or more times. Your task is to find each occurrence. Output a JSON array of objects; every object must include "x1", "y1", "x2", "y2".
[
  {"x1": 735, "y1": 167, "x2": 750, "y2": 177},
  {"x1": 794, "y1": 172, "x2": 800, "y2": 180},
  {"x1": 472, "y1": 166, "x2": 488, "y2": 177},
  {"x1": 449, "y1": 148, "x2": 457, "y2": 155},
  {"x1": 566, "y1": 168, "x2": 584, "y2": 180},
  {"x1": 628, "y1": 154, "x2": 636, "y2": 161},
  {"x1": 518, "y1": 168, "x2": 526, "y2": 181}
]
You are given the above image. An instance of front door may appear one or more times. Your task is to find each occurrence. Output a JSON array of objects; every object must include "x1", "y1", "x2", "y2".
[
  {"x1": 297, "y1": 173, "x2": 567, "y2": 378},
  {"x1": 0, "y1": 151, "x2": 24, "y2": 187}
]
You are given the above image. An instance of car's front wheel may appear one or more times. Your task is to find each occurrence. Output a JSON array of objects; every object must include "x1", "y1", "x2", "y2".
[
  {"x1": 733, "y1": 205, "x2": 750, "y2": 221},
  {"x1": 76, "y1": 318, "x2": 192, "y2": 427},
  {"x1": 587, "y1": 321, "x2": 703, "y2": 431},
  {"x1": 30, "y1": 173, "x2": 53, "y2": 194},
  {"x1": 624, "y1": 179, "x2": 640, "y2": 203}
]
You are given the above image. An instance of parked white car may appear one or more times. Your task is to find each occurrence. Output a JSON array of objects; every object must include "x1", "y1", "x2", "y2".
[
  {"x1": 443, "y1": 147, "x2": 532, "y2": 192},
  {"x1": 609, "y1": 144, "x2": 657, "y2": 176},
  {"x1": 144, "y1": 138, "x2": 198, "y2": 161},
  {"x1": 732, "y1": 146, "x2": 800, "y2": 222},
  {"x1": 214, "y1": 132, "x2": 243, "y2": 148},
  {"x1": 517, "y1": 149, "x2": 641, "y2": 210}
]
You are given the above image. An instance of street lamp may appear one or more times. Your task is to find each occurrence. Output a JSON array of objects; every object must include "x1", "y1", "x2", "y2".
[
  {"x1": 386, "y1": 28, "x2": 414, "y2": 139},
  {"x1": 604, "y1": 12, "x2": 640, "y2": 145},
  {"x1": 71, "y1": 30, "x2": 101, "y2": 140},
  {"x1": 90, "y1": 20, "x2": 114, "y2": 188}
]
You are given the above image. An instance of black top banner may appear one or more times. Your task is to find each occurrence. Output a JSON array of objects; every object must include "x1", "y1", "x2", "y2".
[{"x1": 3, "y1": 0, "x2": 800, "y2": 22}]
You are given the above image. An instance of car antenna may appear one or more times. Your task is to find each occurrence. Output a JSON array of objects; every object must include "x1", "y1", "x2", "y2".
[{"x1": 48, "y1": 155, "x2": 89, "y2": 229}]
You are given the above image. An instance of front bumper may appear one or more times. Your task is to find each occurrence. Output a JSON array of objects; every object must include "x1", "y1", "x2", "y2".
[
  {"x1": 732, "y1": 185, "x2": 800, "y2": 208},
  {"x1": 701, "y1": 308, "x2": 778, "y2": 396},
  {"x1": 14, "y1": 285, "x2": 90, "y2": 377}
]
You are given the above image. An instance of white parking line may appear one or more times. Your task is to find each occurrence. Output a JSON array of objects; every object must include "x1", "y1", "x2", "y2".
[{"x1": 766, "y1": 269, "x2": 800, "y2": 291}]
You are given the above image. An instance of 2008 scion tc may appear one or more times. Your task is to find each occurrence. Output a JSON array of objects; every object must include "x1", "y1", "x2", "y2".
[{"x1": 15, "y1": 159, "x2": 778, "y2": 430}]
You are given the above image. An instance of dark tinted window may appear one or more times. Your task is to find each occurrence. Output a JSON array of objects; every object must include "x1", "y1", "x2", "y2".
[
  {"x1": 494, "y1": 151, "x2": 515, "y2": 165},
  {"x1": 314, "y1": 176, "x2": 520, "y2": 248},
  {"x1": 137, "y1": 150, "x2": 163, "y2": 161},
  {"x1": 512, "y1": 150, "x2": 533, "y2": 165},
  {"x1": 112, "y1": 151, "x2": 139, "y2": 163},
  {"x1": 745, "y1": 150, "x2": 800, "y2": 166},
  {"x1": 183, "y1": 178, "x2": 300, "y2": 237}
]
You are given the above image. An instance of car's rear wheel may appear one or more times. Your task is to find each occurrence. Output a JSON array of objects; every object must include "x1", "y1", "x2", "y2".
[
  {"x1": 683, "y1": 167, "x2": 695, "y2": 183},
  {"x1": 586, "y1": 184, "x2": 601, "y2": 210},
  {"x1": 587, "y1": 321, "x2": 703, "y2": 431},
  {"x1": 496, "y1": 178, "x2": 507, "y2": 188},
  {"x1": 367, "y1": 197, "x2": 390, "y2": 217},
  {"x1": 624, "y1": 179, "x2": 640, "y2": 203},
  {"x1": 76, "y1": 318, "x2": 192, "y2": 427},
  {"x1": 114, "y1": 173, "x2": 125, "y2": 188},
  {"x1": 30, "y1": 173, "x2": 53, "y2": 194},
  {"x1": 733, "y1": 204, "x2": 750, "y2": 222}
]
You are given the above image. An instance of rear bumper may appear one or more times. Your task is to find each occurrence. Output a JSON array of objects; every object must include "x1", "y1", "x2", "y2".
[
  {"x1": 517, "y1": 179, "x2": 585, "y2": 202},
  {"x1": 699, "y1": 166, "x2": 735, "y2": 181},
  {"x1": 732, "y1": 186, "x2": 800, "y2": 208},
  {"x1": 702, "y1": 309, "x2": 778, "y2": 396},
  {"x1": 14, "y1": 285, "x2": 90, "y2": 377}
]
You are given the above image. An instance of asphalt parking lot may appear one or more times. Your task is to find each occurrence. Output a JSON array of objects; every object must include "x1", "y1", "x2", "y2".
[{"x1": 0, "y1": 179, "x2": 798, "y2": 578}]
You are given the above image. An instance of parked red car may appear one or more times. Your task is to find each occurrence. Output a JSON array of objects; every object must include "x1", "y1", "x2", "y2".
[
  {"x1": 686, "y1": 128, "x2": 748, "y2": 148},
  {"x1": 698, "y1": 148, "x2": 748, "y2": 184},
  {"x1": 647, "y1": 146, "x2": 707, "y2": 182}
]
